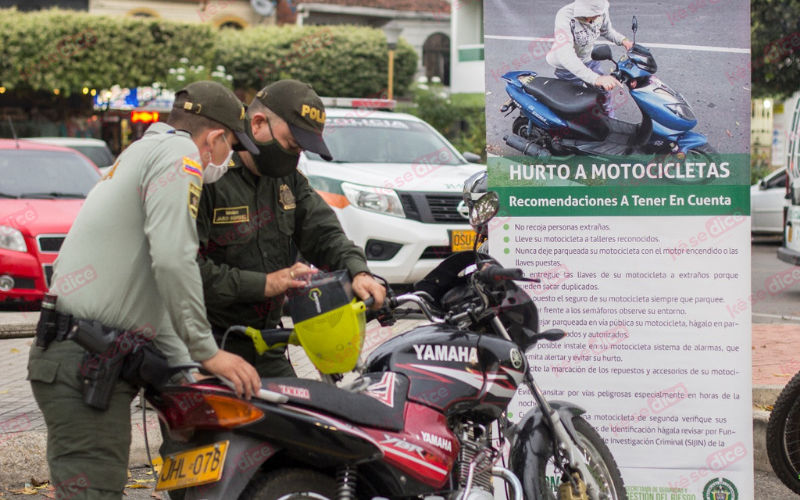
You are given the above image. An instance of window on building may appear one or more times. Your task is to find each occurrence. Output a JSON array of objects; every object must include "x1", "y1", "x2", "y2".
[{"x1": 423, "y1": 33, "x2": 451, "y2": 86}]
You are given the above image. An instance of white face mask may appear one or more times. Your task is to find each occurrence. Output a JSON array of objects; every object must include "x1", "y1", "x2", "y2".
[{"x1": 203, "y1": 134, "x2": 233, "y2": 184}]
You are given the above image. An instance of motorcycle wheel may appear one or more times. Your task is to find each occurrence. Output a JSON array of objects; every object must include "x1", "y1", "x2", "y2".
[
  {"x1": 662, "y1": 144, "x2": 719, "y2": 185},
  {"x1": 512, "y1": 116, "x2": 532, "y2": 138},
  {"x1": 767, "y1": 371, "x2": 800, "y2": 494},
  {"x1": 539, "y1": 416, "x2": 628, "y2": 500},
  {"x1": 239, "y1": 468, "x2": 337, "y2": 500}
]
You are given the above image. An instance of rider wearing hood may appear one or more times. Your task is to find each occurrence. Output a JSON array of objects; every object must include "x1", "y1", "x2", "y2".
[{"x1": 546, "y1": 0, "x2": 634, "y2": 114}]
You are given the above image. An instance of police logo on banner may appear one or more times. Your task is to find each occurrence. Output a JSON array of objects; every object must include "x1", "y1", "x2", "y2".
[{"x1": 702, "y1": 478, "x2": 738, "y2": 500}]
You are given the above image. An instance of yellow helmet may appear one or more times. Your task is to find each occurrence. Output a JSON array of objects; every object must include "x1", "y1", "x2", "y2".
[{"x1": 289, "y1": 271, "x2": 367, "y2": 374}]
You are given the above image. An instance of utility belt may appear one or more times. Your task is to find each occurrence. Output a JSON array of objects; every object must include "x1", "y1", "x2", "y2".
[{"x1": 35, "y1": 294, "x2": 170, "y2": 411}]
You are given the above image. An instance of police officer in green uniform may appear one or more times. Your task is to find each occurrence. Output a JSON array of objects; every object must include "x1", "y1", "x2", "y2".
[
  {"x1": 196, "y1": 79, "x2": 386, "y2": 377},
  {"x1": 27, "y1": 81, "x2": 262, "y2": 500}
]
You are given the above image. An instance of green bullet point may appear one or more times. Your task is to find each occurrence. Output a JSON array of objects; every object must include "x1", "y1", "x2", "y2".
[
  {"x1": 503, "y1": 224, "x2": 509, "y2": 230},
  {"x1": 504, "y1": 237, "x2": 510, "y2": 243},
  {"x1": 504, "y1": 248, "x2": 510, "y2": 254}
]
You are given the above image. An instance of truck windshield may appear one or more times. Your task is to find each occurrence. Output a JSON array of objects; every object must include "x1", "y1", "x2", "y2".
[{"x1": 307, "y1": 118, "x2": 465, "y2": 165}]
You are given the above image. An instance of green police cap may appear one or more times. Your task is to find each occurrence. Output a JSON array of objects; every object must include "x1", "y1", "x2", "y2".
[
  {"x1": 253, "y1": 80, "x2": 333, "y2": 161},
  {"x1": 174, "y1": 81, "x2": 258, "y2": 154}
]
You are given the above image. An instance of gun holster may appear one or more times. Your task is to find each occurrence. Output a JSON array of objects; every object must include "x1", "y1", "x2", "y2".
[{"x1": 71, "y1": 320, "x2": 125, "y2": 411}]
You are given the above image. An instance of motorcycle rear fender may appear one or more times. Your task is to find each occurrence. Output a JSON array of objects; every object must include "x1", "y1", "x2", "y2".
[
  {"x1": 675, "y1": 131, "x2": 708, "y2": 153},
  {"x1": 501, "y1": 70, "x2": 538, "y2": 86},
  {"x1": 508, "y1": 401, "x2": 587, "y2": 499},
  {"x1": 184, "y1": 431, "x2": 277, "y2": 500}
]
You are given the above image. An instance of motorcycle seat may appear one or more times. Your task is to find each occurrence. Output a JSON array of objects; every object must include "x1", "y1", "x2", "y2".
[
  {"x1": 264, "y1": 372, "x2": 409, "y2": 432},
  {"x1": 522, "y1": 77, "x2": 603, "y2": 118}
]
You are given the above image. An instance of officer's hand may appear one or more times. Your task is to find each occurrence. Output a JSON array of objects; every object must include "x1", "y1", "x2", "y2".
[
  {"x1": 594, "y1": 75, "x2": 621, "y2": 91},
  {"x1": 622, "y1": 39, "x2": 634, "y2": 51},
  {"x1": 353, "y1": 272, "x2": 386, "y2": 310},
  {"x1": 200, "y1": 350, "x2": 261, "y2": 399},
  {"x1": 265, "y1": 263, "x2": 318, "y2": 297}
]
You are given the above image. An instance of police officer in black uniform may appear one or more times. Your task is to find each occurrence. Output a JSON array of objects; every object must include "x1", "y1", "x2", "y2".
[{"x1": 196, "y1": 79, "x2": 386, "y2": 376}]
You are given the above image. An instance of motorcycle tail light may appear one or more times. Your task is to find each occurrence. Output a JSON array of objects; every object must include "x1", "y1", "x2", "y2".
[{"x1": 156, "y1": 391, "x2": 265, "y2": 431}]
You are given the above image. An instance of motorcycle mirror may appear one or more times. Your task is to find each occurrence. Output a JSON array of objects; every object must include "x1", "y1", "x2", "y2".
[
  {"x1": 591, "y1": 45, "x2": 613, "y2": 62},
  {"x1": 533, "y1": 328, "x2": 567, "y2": 342},
  {"x1": 632, "y1": 16, "x2": 638, "y2": 33},
  {"x1": 469, "y1": 191, "x2": 499, "y2": 229},
  {"x1": 462, "y1": 152, "x2": 482, "y2": 164}
]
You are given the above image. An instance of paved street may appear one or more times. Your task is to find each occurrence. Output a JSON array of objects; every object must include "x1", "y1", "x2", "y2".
[
  {"x1": 2, "y1": 240, "x2": 800, "y2": 498},
  {"x1": 751, "y1": 236, "x2": 800, "y2": 323}
]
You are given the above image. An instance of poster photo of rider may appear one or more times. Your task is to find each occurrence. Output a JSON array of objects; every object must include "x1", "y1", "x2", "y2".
[{"x1": 484, "y1": 0, "x2": 751, "y2": 159}]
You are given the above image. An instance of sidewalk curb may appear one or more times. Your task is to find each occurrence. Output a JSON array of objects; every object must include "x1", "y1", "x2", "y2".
[{"x1": 0, "y1": 313, "x2": 37, "y2": 340}]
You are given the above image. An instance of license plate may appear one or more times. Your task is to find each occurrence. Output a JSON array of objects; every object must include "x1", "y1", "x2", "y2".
[
  {"x1": 156, "y1": 441, "x2": 229, "y2": 491},
  {"x1": 451, "y1": 230, "x2": 477, "y2": 252}
]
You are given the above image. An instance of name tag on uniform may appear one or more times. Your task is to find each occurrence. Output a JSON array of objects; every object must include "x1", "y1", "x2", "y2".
[{"x1": 213, "y1": 206, "x2": 250, "y2": 224}]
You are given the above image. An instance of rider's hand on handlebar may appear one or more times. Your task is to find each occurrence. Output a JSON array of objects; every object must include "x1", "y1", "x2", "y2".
[
  {"x1": 622, "y1": 39, "x2": 634, "y2": 51},
  {"x1": 265, "y1": 262, "x2": 318, "y2": 297},
  {"x1": 353, "y1": 272, "x2": 386, "y2": 310},
  {"x1": 200, "y1": 350, "x2": 261, "y2": 400},
  {"x1": 594, "y1": 75, "x2": 621, "y2": 91}
]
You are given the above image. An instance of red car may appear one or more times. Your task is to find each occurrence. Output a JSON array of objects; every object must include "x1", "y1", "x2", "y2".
[{"x1": 0, "y1": 139, "x2": 101, "y2": 304}]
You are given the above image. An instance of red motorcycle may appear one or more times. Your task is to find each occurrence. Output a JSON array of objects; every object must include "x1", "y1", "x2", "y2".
[{"x1": 147, "y1": 191, "x2": 627, "y2": 500}]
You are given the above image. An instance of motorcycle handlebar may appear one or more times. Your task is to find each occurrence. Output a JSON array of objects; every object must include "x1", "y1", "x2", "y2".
[{"x1": 474, "y1": 266, "x2": 525, "y2": 283}]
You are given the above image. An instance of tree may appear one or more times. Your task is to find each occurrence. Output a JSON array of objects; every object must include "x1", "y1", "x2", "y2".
[{"x1": 751, "y1": 0, "x2": 800, "y2": 99}]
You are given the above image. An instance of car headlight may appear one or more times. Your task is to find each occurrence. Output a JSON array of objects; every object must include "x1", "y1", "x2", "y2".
[
  {"x1": 666, "y1": 103, "x2": 696, "y2": 121},
  {"x1": 341, "y1": 183, "x2": 405, "y2": 218},
  {"x1": 0, "y1": 226, "x2": 27, "y2": 252}
]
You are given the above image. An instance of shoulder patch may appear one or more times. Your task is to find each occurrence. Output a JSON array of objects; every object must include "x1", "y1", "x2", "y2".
[
  {"x1": 188, "y1": 182, "x2": 202, "y2": 219},
  {"x1": 182, "y1": 157, "x2": 203, "y2": 180}
]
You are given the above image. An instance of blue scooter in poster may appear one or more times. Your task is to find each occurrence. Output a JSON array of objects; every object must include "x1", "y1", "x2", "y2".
[{"x1": 500, "y1": 16, "x2": 716, "y2": 158}]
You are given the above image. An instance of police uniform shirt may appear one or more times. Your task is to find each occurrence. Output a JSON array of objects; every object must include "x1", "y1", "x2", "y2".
[
  {"x1": 49, "y1": 122, "x2": 217, "y2": 364},
  {"x1": 196, "y1": 153, "x2": 370, "y2": 330}
]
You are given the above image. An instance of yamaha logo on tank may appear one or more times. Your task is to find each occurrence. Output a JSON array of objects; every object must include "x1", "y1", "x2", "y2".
[{"x1": 413, "y1": 344, "x2": 479, "y2": 364}]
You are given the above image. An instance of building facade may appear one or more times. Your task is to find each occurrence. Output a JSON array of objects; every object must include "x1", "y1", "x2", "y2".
[
  {"x1": 450, "y1": 0, "x2": 483, "y2": 94},
  {"x1": 282, "y1": 0, "x2": 452, "y2": 85}
]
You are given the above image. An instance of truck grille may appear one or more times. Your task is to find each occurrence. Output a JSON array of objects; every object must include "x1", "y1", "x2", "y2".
[
  {"x1": 426, "y1": 195, "x2": 467, "y2": 223},
  {"x1": 396, "y1": 192, "x2": 471, "y2": 225}
]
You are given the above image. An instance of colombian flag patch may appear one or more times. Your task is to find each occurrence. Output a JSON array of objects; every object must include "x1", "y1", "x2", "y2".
[{"x1": 182, "y1": 157, "x2": 202, "y2": 179}]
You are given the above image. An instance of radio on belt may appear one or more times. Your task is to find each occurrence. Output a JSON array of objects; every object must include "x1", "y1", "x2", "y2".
[{"x1": 288, "y1": 270, "x2": 367, "y2": 374}]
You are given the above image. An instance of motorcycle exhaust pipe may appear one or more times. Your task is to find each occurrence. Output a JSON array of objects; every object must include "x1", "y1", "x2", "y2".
[{"x1": 504, "y1": 134, "x2": 551, "y2": 157}]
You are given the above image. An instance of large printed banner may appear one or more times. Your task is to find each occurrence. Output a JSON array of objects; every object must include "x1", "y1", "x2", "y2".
[{"x1": 484, "y1": 1, "x2": 753, "y2": 498}]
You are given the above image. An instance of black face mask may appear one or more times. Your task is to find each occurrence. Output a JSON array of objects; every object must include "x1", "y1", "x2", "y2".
[{"x1": 248, "y1": 119, "x2": 301, "y2": 178}]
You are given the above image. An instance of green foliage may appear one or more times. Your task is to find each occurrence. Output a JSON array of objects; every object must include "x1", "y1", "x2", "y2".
[
  {"x1": 751, "y1": 0, "x2": 800, "y2": 99},
  {"x1": 0, "y1": 9, "x2": 418, "y2": 98},
  {"x1": 163, "y1": 59, "x2": 233, "y2": 91},
  {"x1": 213, "y1": 25, "x2": 417, "y2": 97},
  {"x1": 751, "y1": 153, "x2": 775, "y2": 185},
  {"x1": 0, "y1": 8, "x2": 215, "y2": 95},
  {"x1": 401, "y1": 80, "x2": 487, "y2": 161}
]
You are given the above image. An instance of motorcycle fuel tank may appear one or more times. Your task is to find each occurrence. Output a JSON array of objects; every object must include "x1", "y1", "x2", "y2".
[{"x1": 365, "y1": 325, "x2": 526, "y2": 419}]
